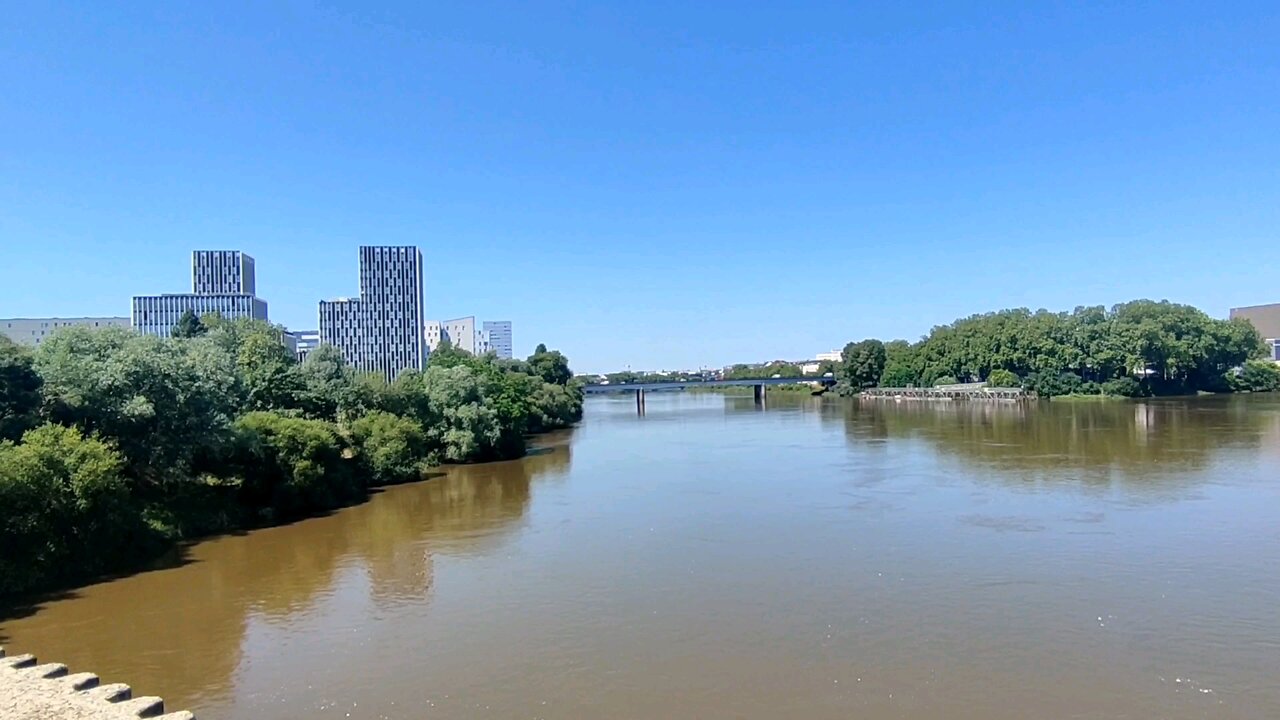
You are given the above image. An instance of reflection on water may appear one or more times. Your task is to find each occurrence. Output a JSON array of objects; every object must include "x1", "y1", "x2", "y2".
[
  {"x1": 0, "y1": 434, "x2": 572, "y2": 711},
  {"x1": 3, "y1": 396, "x2": 1279, "y2": 720},
  {"x1": 826, "y1": 395, "x2": 1280, "y2": 491}
]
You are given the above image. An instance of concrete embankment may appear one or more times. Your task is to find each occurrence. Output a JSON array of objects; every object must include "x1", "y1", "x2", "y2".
[{"x1": 0, "y1": 647, "x2": 193, "y2": 720}]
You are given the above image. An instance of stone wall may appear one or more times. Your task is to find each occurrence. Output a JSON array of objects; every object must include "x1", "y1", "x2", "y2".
[{"x1": 0, "y1": 647, "x2": 193, "y2": 720}]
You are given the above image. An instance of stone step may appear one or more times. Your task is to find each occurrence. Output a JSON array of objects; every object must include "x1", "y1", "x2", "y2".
[
  {"x1": 116, "y1": 695, "x2": 166, "y2": 717},
  {"x1": 60, "y1": 671, "x2": 101, "y2": 691},
  {"x1": 24, "y1": 662, "x2": 68, "y2": 679},
  {"x1": 83, "y1": 681, "x2": 132, "y2": 702},
  {"x1": 0, "y1": 653, "x2": 36, "y2": 669}
]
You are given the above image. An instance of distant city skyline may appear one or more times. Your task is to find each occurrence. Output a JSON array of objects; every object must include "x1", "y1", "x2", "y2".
[{"x1": 3, "y1": 4, "x2": 1278, "y2": 372}]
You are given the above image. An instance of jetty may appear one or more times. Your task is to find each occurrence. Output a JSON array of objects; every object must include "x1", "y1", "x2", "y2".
[{"x1": 861, "y1": 382, "x2": 1030, "y2": 401}]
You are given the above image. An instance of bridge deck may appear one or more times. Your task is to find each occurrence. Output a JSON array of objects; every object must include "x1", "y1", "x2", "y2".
[{"x1": 582, "y1": 377, "x2": 835, "y2": 394}]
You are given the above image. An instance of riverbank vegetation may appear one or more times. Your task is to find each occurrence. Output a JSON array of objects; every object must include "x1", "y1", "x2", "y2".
[
  {"x1": 0, "y1": 319, "x2": 581, "y2": 597},
  {"x1": 835, "y1": 300, "x2": 1280, "y2": 398}
]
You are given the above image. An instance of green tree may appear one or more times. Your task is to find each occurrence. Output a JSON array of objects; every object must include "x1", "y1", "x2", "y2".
[
  {"x1": 295, "y1": 344, "x2": 379, "y2": 420},
  {"x1": 418, "y1": 365, "x2": 504, "y2": 461},
  {"x1": 232, "y1": 412, "x2": 359, "y2": 519},
  {"x1": 723, "y1": 362, "x2": 802, "y2": 380},
  {"x1": 0, "y1": 336, "x2": 43, "y2": 441},
  {"x1": 986, "y1": 369, "x2": 1021, "y2": 388},
  {"x1": 171, "y1": 309, "x2": 207, "y2": 338},
  {"x1": 879, "y1": 364, "x2": 917, "y2": 388},
  {"x1": 349, "y1": 411, "x2": 430, "y2": 484},
  {"x1": 527, "y1": 345, "x2": 573, "y2": 386},
  {"x1": 236, "y1": 327, "x2": 303, "y2": 412},
  {"x1": 878, "y1": 340, "x2": 920, "y2": 388},
  {"x1": 35, "y1": 328, "x2": 241, "y2": 484},
  {"x1": 0, "y1": 424, "x2": 137, "y2": 595},
  {"x1": 427, "y1": 338, "x2": 471, "y2": 369},
  {"x1": 840, "y1": 339, "x2": 887, "y2": 390},
  {"x1": 840, "y1": 300, "x2": 1259, "y2": 397}
]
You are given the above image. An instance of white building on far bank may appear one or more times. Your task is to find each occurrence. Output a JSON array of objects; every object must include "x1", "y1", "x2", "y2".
[{"x1": 0, "y1": 317, "x2": 130, "y2": 347}]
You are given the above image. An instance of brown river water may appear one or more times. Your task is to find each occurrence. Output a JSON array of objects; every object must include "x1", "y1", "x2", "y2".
[{"x1": 3, "y1": 393, "x2": 1279, "y2": 719}]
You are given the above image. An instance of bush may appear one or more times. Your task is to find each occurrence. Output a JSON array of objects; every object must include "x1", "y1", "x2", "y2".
[
  {"x1": 932, "y1": 376, "x2": 960, "y2": 387},
  {"x1": 0, "y1": 424, "x2": 141, "y2": 595},
  {"x1": 232, "y1": 412, "x2": 360, "y2": 520},
  {"x1": 1102, "y1": 376, "x2": 1147, "y2": 397},
  {"x1": 349, "y1": 411, "x2": 430, "y2": 484},
  {"x1": 1025, "y1": 371, "x2": 1083, "y2": 397},
  {"x1": 528, "y1": 382, "x2": 584, "y2": 433},
  {"x1": 986, "y1": 369, "x2": 1020, "y2": 388},
  {"x1": 1231, "y1": 360, "x2": 1280, "y2": 393}
]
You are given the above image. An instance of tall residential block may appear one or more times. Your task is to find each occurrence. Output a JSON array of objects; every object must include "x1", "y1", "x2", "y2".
[
  {"x1": 193, "y1": 250, "x2": 256, "y2": 295},
  {"x1": 0, "y1": 317, "x2": 130, "y2": 347},
  {"x1": 482, "y1": 320, "x2": 513, "y2": 359},
  {"x1": 319, "y1": 246, "x2": 425, "y2": 379},
  {"x1": 132, "y1": 251, "x2": 268, "y2": 338}
]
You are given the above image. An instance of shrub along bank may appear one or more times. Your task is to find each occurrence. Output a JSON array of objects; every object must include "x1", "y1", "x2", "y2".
[{"x1": 0, "y1": 319, "x2": 582, "y2": 597}]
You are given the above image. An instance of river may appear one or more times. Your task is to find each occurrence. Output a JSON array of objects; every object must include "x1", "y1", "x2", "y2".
[{"x1": 3, "y1": 393, "x2": 1279, "y2": 719}]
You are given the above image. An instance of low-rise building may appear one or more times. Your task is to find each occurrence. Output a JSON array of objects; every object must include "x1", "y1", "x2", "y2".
[
  {"x1": 443, "y1": 316, "x2": 479, "y2": 354},
  {"x1": 0, "y1": 316, "x2": 130, "y2": 347},
  {"x1": 291, "y1": 329, "x2": 320, "y2": 362},
  {"x1": 133, "y1": 294, "x2": 268, "y2": 337},
  {"x1": 425, "y1": 320, "x2": 442, "y2": 352},
  {"x1": 133, "y1": 250, "x2": 269, "y2": 338},
  {"x1": 1230, "y1": 303, "x2": 1280, "y2": 362}
]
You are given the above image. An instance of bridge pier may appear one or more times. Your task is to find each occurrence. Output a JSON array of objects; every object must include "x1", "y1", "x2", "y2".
[
  {"x1": 635, "y1": 388, "x2": 645, "y2": 415},
  {"x1": 753, "y1": 384, "x2": 766, "y2": 404}
]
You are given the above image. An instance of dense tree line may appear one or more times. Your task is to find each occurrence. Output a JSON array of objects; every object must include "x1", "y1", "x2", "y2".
[
  {"x1": 836, "y1": 300, "x2": 1280, "y2": 397},
  {"x1": 0, "y1": 317, "x2": 582, "y2": 596}
]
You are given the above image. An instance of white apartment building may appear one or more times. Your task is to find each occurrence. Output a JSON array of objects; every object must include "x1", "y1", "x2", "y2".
[
  {"x1": 0, "y1": 317, "x2": 130, "y2": 347},
  {"x1": 424, "y1": 317, "x2": 511, "y2": 358},
  {"x1": 443, "y1": 316, "x2": 478, "y2": 354},
  {"x1": 424, "y1": 321, "x2": 442, "y2": 351},
  {"x1": 319, "y1": 246, "x2": 425, "y2": 379}
]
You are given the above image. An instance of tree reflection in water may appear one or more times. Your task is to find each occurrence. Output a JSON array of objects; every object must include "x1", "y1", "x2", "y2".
[
  {"x1": 817, "y1": 394, "x2": 1280, "y2": 494},
  {"x1": 0, "y1": 432, "x2": 574, "y2": 712}
]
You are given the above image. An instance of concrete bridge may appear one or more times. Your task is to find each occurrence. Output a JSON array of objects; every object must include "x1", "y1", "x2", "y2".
[
  {"x1": 582, "y1": 376, "x2": 838, "y2": 413},
  {"x1": 0, "y1": 647, "x2": 193, "y2": 719}
]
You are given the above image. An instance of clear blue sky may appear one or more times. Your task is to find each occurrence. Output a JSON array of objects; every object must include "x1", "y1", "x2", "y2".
[{"x1": 2, "y1": 2, "x2": 1278, "y2": 373}]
